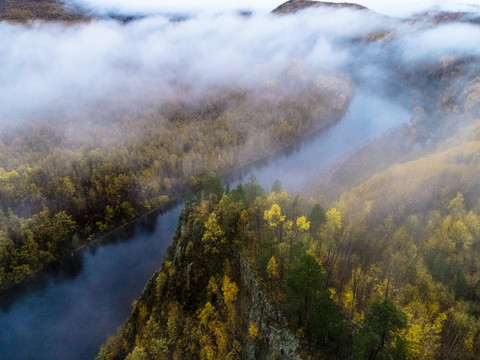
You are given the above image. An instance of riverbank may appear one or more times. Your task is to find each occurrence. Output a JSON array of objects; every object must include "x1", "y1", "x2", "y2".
[{"x1": 0, "y1": 91, "x2": 351, "y2": 293}]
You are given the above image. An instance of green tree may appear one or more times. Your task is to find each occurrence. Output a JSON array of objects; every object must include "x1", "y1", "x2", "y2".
[
  {"x1": 308, "y1": 203, "x2": 326, "y2": 236},
  {"x1": 202, "y1": 176, "x2": 225, "y2": 203},
  {"x1": 271, "y1": 180, "x2": 282, "y2": 193},
  {"x1": 284, "y1": 253, "x2": 324, "y2": 327},
  {"x1": 354, "y1": 299, "x2": 408, "y2": 360}
]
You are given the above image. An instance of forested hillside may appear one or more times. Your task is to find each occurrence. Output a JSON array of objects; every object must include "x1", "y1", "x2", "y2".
[
  {"x1": 0, "y1": 72, "x2": 351, "y2": 289},
  {"x1": 96, "y1": 5, "x2": 480, "y2": 359},
  {"x1": 2, "y1": 0, "x2": 480, "y2": 359},
  {"x1": 97, "y1": 76, "x2": 480, "y2": 358},
  {"x1": 98, "y1": 160, "x2": 480, "y2": 359}
]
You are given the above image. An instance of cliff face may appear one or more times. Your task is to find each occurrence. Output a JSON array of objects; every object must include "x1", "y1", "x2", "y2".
[
  {"x1": 97, "y1": 199, "x2": 302, "y2": 360},
  {"x1": 237, "y1": 255, "x2": 300, "y2": 360}
]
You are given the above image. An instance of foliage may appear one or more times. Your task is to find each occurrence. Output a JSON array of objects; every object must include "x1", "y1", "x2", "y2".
[
  {"x1": 0, "y1": 72, "x2": 351, "y2": 290},
  {"x1": 96, "y1": 171, "x2": 480, "y2": 359}
]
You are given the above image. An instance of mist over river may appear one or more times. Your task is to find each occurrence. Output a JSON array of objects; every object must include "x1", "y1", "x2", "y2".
[{"x1": 0, "y1": 87, "x2": 409, "y2": 359}]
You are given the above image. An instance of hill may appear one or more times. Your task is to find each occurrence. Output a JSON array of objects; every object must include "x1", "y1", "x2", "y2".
[
  {"x1": 272, "y1": 0, "x2": 367, "y2": 14},
  {"x1": 0, "y1": 0, "x2": 86, "y2": 22}
]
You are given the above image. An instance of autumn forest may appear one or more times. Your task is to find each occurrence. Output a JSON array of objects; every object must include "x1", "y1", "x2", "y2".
[{"x1": 1, "y1": 0, "x2": 480, "y2": 359}]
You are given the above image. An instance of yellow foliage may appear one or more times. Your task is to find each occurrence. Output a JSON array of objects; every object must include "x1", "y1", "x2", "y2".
[
  {"x1": 207, "y1": 277, "x2": 219, "y2": 297},
  {"x1": 167, "y1": 301, "x2": 181, "y2": 341},
  {"x1": 296, "y1": 216, "x2": 310, "y2": 231},
  {"x1": 264, "y1": 204, "x2": 286, "y2": 228},
  {"x1": 326, "y1": 208, "x2": 342, "y2": 232},
  {"x1": 284, "y1": 220, "x2": 293, "y2": 232},
  {"x1": 266, "y1": 190, "x2": 292, "y2": 209},
  {"x1": 364, "y1": 200, "x2": 373, "y2": 215},
  {"x1": 266, "y1": 256, "x2": 279, "y2": 279},
  {"x1": 139, "y1": 304, "x2": 148, "y2": 321},
  {"x1": 222, "y1": 276, "x2": 239, "y2": 304},
  {"x1": 213, "y1": 323, "x2": 228, "y2": 355},
  {"x1": 448, "y1": 192, "x2": 465, "y2": 216},
  {"x1": 203, "y1": 344, "x2": 216, "y2": 360},
  {"x1": 403, "y1": 303, "x2": 446, "y2": 360},
  {"x1": 342, "y1": 289, "x2": 355, "y2": 315},
  {"x1": 451, "y1": 219, "x2": 473, "y2": 249},
  {"x1": 249, "y1": 322, "x2": 261, "y2": 340},
  {"x1": 464, "y1": 211, "x2": 480, "y2": 238},
  {"x1": 198, "y1": 302, "x2": 215, "y2": 327},
  {"x1": 164, "y1": 261, "x2": 175, "y2": 277},
  {"x1": 155, "y1": 271, "x2": 167, "y2": 299},
  {"x1": 203, "y1": 212, "x2": 224, "y2": 243}
]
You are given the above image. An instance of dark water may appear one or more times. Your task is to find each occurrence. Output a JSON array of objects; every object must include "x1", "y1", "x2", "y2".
[{"x1": 0, "y1": 90, "x2": 409, "y2": 360}]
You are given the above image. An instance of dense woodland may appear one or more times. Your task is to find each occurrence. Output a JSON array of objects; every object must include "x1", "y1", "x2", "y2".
[
  {"x1": 2, "y1": 0, "x2": 480, "y2": 359},
  {"x1": 97, "y1": 72, "x2": 480, "y2": 358},
  {"x1": 0, "y1": 72, "x2": 351, "y2": 289},
  {"x1": 97, "y1": 165, "x2": 480, "y2": 359},
  {"x1": 96, "y1": 12, "x2": 480, "y2": 360}
]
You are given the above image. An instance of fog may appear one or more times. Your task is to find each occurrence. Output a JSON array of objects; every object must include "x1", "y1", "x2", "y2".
[
  {"x1": 67, "y1": 0, "x2": 282, "y2": 16},
  {"x1": 66, "y1": 0, "x2": 480, "y2": 17},
  {"x1": 1, "y1": 1, "x2": 480, "y2": 128},
  {"x1": 0, "y1": 7, "x2": 378, "y2": 122}
]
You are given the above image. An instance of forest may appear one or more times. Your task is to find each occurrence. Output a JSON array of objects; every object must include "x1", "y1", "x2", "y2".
[
  {"x1": 96, "y1": 4, "x2": 480, "y2": 359},
  {"x1": 97, "y1": 167, "x2": 480, "y2": 359},
  {"x1": 0, "y1": 69, "x2": 351, "y2": 289},
  {"x1": 2, "y1": 0, "x2": 480, "y2": 359}
]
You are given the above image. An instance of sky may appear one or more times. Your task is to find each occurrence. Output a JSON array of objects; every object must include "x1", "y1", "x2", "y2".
[{"x1": 69, "y1": 0, "x2": 480, "y2": 17}]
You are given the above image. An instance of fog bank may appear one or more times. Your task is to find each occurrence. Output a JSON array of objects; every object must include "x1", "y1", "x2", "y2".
[
  {"x1": 1, "y1": 4, "x2": 480, "y2": 125},
  {"x1": 66, "y1": 0, "x2": 480, "y2": 17}
]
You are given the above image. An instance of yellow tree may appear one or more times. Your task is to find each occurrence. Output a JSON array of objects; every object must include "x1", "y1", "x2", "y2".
[
  {"x1": 264, "y1": 204, "x2": 286, "y2": 228},
  {"x1": 264, "y1": 203, "x2": 286, "y2": 242},
  {"x1": 267, "y1": 256, "x2": 281, "y2": 301},
  {"x1": 296, "y1": 216, "x2": 310, "y2": 232},
  {"x1": 267, "y1": 256, "x2": 279, "y2": 279},
  {"x1": 202, "y1": 212, "x2": 224, "y2": 253}
]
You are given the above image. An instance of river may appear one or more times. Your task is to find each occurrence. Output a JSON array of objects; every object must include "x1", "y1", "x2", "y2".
[{"x1": 0, "y1": 89, "x2": 409, "y2": 360}]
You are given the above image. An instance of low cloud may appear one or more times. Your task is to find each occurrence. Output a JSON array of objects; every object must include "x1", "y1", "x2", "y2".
[
  {"x1": 66, "y1": 0, "x2": 480, "y2": 17},
  {"x1": 1, "y1": 3, "x2": 479, "y2": 126},
  {"x1": 66, "y1": 0, "x2": 282, "y2": 16},
  {"x1": 0, "y1": 8, "x2": 383, "y2": 122},
  {"x1": 325, "y1": 0, "x2": 480, "y2": 17}
]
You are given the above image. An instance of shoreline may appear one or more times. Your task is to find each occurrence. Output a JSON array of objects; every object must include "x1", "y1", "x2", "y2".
[{"x1": 0, "y1": 106, "x2": 348, "y2": 294}]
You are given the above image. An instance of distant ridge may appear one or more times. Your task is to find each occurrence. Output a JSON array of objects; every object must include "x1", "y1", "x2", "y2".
[
  {"x1": 272, "y1": 0, "x2": 367, "y2": 14},
  {"x1": 409, "y1": 10, "x2": 480, "y2": 25},
  {"x1": 0, "y1": 0, "x2": 86, "y2": 22}
]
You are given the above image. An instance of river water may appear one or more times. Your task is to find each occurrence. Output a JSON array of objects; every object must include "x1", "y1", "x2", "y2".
[{"x1": 0, "y1": 89, "x2": 409, "y2": 360}]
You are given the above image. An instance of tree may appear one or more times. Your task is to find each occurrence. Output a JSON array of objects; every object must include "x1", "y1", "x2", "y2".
[
  {"x1": 266, "y1": 256, "x2": 279, "y2": 279},
  {"x1": 222, "y1": 275, "x2": 239, "y2": 304},
  {"x1": 202, "y1": 212, "x2": 224, "y2": 254},
  {"x1": 284, "y1": 253, "x2": 324, "y2": 327},
  {"x1": 264, "y1": 204, "x2": 286, "y2": 228},
  {"x1": 202, "y1": 176, "x2": 224, "y2": 203},
  {"x1": 296, "y1": 216, "x2": 310, "y2": 232},
  {"x1": 309, "y1": 295, "x2": 345, "y2": 352},
  {"x1": 353, "y1": 299, "x2": 408, "y2": 360},
  {"x1": 271, "y1": 180, "x2": 282, "y2": 193},
  {"x1": 308, "y1": 203, "x2": 326, "y2": 236},
  {"x1": 326, "y1": 207, "x2": 342, "y2": 232}
]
